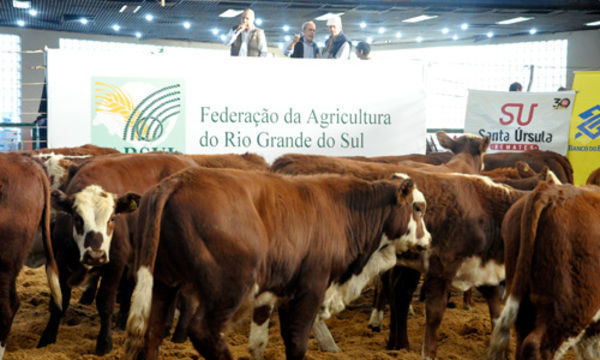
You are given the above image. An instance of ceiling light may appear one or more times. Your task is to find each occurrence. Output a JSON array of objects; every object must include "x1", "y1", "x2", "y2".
[
  {"x1": 486, "y1": 31, "x2": 494, "y2": 38},
  {"x1": 416, "y1": 36, "x2": 423, "y2": 43},
  {"x1": 255, "y1": 18, "x2": 263, "y2": 25},
  {"x1": 28, "y1": 9, "x2": 37, "y2": 16},
  {"x1": 133, "y1": 5, "x2": 141, "y2": 14},
  {"x1": 366, "y1": 37, "x2": 373, "y2": 44},
  {"x1": 119, "y1": 5, "x2": 127, "y2": 13},
  {"x1": 282, "y1": 25, "x2": 289, "y2": 32},
  {"x1": 360, "y1": 22, "x2": 366, "y2": 29},
  {"x1": 183, "y1": 21, "x2": 191, "y2": 29},
  {"x1": 315, "y1": 12, "x2": 344, "y2": 21},
  {"x1": 378, "y1": 27, "x2": 385, "y2": 34},
  {"x1": 317, "y1": 41, "x2": 324, "y2": 48},
  {"x1": 441, "y1": 27, "x2": 449, "y2": 34},
  {"x1": 496, "y1": 17, "x2": 533, "y2": 25},
  {"x1": 79, "y1": 18, "x2": 88, "y2": 25},
  {"x1": 284, "y1": 35, "x2": 291, "y2": 42},
  {"x1": 12, "y1": 0, "x2": 30, "y2": 9},
  {"x1": 461, "y1": 23, "x2": 469, "y2": 30},
  {"x1": 585, "y1": 20, "x2": 600, "y2": 26},
  {"x1": 211, "y1": 28, "x2": 219, "y2": 36},
  {"x1": 402, "y1": 15, "x2": 438, "y2": 23},
  {"x1": 529, "y1": 28, "x2": 537, "y2": 35},
  {"x1": 352, "y1": 41, "x2": 358, "y2": 46},
  {"x1": 452, "y1": 34, "x2": 458, "y2": 40},
  {"x1": 112, "y1": 24, "x2": 120, "y2": 31},
  {"x1": 135, "y1": 32, "x2": 142, "y2": 39},
  {"x1": 395, "y1": 32, "x2": 402, "y2": 38},
  {"x1": 145, "y1": 14, "x2": 153, "y2": 22},
  {"x1": 219, "y1": 34, "x2": 226, "y2": 41},
  {"x1": 219, "y1": 9, "x2": 244, "y2": 18},
  {"x1": 277, "y1": 43, "x2": 283, "y2": 49},
  {"x1": 16, "y1": 19, "x2": 25, "y2": 27}
]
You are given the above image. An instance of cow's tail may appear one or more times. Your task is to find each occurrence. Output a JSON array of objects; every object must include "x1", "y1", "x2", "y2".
[
  {"x1": 487, "y1": 182, "x2": 553, "y2": 360},
  {"x1": 124, "y1": 179, "x2": 179, "y2": 360},
  {"x1": 42, "y1": 174, "x2": 62, "y2": 311}
]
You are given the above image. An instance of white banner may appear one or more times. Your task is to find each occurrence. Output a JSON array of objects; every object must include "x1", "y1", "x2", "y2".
[
  {"x1": 47, "y1": 49, "x2": 426, "y2": 163},
  {"x1": 464, "y1": 89, "x2": 575, "y2": 155}
]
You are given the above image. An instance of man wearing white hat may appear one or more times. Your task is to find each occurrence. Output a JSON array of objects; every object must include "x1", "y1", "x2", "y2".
[{"x1": 322, "y1": 15, "x2": 352, "y2": 59}]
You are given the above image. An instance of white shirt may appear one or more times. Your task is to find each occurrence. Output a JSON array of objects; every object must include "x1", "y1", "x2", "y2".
[{"x1": 225, "y1": 26, "x2": 268, "y2": 57}]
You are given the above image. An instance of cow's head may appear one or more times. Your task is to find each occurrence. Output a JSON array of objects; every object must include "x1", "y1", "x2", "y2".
[
  {"x1": 437, "y1": 132, "x2": 490, "y2": 172},
  {"x1": 384, "y1": 173, "x2": 431, "y2": 254},
  {"x1": 52, "y1": 185, "x2": 140, "y2": 266}
]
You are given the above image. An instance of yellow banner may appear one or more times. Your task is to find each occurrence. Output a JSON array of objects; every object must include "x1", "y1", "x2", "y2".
[{"x1": 567, "y1": 71, "x2": 600, "y2": 185}]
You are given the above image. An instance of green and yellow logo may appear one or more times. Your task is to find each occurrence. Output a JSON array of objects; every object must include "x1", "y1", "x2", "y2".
[{"x1": 92, "y1": 78, "x2": 185, "y2": 153}]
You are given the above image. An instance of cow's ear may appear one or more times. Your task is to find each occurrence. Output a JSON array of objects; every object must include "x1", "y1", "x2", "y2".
[
  {"x1": 480, "y1": 136, "x2": 490, "y2": 153},
  {"x1": 436, "y1": 132, "x2": 456, "y2": 152},
  {"x1": 51, "y1": 189, "x2": 74, "y2": 213},
  {"x1": 516, "y1": 161, "x2": 535, "y2": 178},
  {"x1": 115, "y1": 193, "x2": 142, "y2": 214},
  {"x1": 396, "y1": 179, "x2": 415, "y2": 204}
]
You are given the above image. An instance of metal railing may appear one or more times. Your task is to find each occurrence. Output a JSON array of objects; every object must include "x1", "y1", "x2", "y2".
[{"x1": 0, "y1": 122, "x2": 47, "y2": 151}]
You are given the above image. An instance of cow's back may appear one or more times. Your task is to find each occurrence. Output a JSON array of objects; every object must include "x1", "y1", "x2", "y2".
[{"x1": 484, "y1": 150, "x2": 573, "y2": 184}]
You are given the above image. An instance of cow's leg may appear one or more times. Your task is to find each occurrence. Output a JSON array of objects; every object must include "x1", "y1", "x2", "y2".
[
  {"x1": 312, "y1": 319, "x2": 341, "y2": 353},
  {"x1": 116, "y1": 270, "x2": 134, "y2": 330},
  {"x1": 388, "y1": 266, "x2": 420, "y2": 350},
  {"x1": 422, "y1": 275, "x2": 451, "y2": 360},
  {"x1": 95, "y1": 261, "x2": 127, "y2": 355},
  {"x1": 0, "y1": 274, "x2": 19, "y2": 359},
  {"x1": 477, "y1": 285, "x2": 501, "y2": 328},
  {"x1": 137, "y1": 281, "x2": 178, "y2": 360},
  {"x1": 368, "y1": 274, "x2": 387, "y2": 332},
  {"x1": 79, "y1": 273, "x2": 99, "y2": 305},
  {"x1": 38, "y1": 271, "x2": 72, "y2": 347},
  {"x1": 278, "y1": 289, "x2": 323, "y2": 360},
  {"x1": 518, "y1": 323, "x2": 546, "y2": 360},
  {"x1": 249, "y1": 304, "x2": 274, "y2": 360},
  {"x1": 514, "y1": 296, "x2": 536, "y2": 357},
  {"x1": 463, "y1": 289, "x2": 474, "y2": 310},
  {"x1": 172, "y1": 292, "x2": 197, "y2": 343}
]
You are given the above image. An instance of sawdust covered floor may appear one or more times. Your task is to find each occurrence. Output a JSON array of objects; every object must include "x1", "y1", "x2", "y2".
[{"x1": 6, "y1": 267, "x2": 576, "y2": 360}]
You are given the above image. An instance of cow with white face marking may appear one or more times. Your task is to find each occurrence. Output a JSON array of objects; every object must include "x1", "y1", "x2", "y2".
[
  {"x1": 270, "y1": 154, "x2": 531, "y2": 359},
  {"x1": 124, "y1": 167, "x2": 430, "y2": 360},
  {"x1": 488, "y1": 183, "x2": 600, "y2": 360}
]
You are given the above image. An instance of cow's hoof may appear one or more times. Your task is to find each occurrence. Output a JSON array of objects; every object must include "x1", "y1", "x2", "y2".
[
  {"x1": 37, "y1": 332, "x2": 57, "y2": 348},
  {"x1": 368, "y1": 325, "x2": 381, "y2": 333},
  {"x1": 171, "y1": 332, "x2": 187, "y2": 343},
  {"x1": 95, "y1": 338, "x2": 113, "y2": 356}
]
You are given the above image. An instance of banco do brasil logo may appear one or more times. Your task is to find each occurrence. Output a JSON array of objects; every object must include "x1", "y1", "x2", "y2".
[
  {"x1": 575, "y1": 105, "x2": 600, "y2": 140},
  {"x1": 93, "y1": 80, "x2": 183, "y2": 149}
]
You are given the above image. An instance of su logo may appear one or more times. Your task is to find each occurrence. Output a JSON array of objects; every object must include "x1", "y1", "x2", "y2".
[{"x1": 499, "y1": 103, "x2": 539, "y2": 126}]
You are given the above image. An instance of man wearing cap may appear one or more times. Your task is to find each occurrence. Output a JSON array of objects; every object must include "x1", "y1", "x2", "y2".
[
  {"x1": 284, "y1": 21, "x2": 320, "y2": 58},
  {"x1": 225, "y1": 9, "x2": 268, "y2": 57},
  {"x1": 322, "y1": 15, "x2": 351, "y2": 59}
]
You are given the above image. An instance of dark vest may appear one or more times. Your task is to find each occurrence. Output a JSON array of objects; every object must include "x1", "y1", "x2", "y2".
[
  {"x1": 230, "y1": 27, "x2": 264, "y2": 57},
  {"x1": 325, "y1": 32, "x2": 351, "y2": 59},
  {"x1": 291, "y1": 37, "x2": 319, "y2": 58}
]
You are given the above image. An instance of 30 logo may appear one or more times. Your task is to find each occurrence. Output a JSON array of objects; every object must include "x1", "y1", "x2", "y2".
[
  {"x1": 575, "y1": 105, "x2": 600, "y2": 140},
  {"x1": 553, "y1": 97, "x2": 571, "y2": 110}
]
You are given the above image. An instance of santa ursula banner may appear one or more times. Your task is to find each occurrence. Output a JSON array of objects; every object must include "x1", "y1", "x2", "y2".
[{"x1": 464, "y1": 89, "x2": 575, "y2": 155}]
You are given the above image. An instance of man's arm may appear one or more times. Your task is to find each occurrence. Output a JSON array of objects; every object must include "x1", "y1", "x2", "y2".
[
  {"x1": 284, "y1": 34, "x2": 301, "y2": 57},
  {"x1": 258, "y1": 29, "x2": 268, "y2": 57},
  {"x1": 224, "y1": 26, "x2": 242, "y2": 46},
  {"x1": 335, "y1": 42, "x2": 350, "y2": 59}
]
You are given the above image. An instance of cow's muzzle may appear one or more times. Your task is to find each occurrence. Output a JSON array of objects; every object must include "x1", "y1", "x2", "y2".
[{"x1": 82, "y1": 250, "x2": 108, "y2": 266}]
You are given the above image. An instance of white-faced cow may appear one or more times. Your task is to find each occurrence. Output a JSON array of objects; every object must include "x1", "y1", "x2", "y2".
[
  {"x1": 488, "y1": 183, "x2": 600, "y2": 360},
  {"x1": 124, "y1": 167, "x2": 430, "y2": 360},
  {"x1": 0, "y1": 153, "x2": 62, "y2": 360},
  {"x1": 270, "y1": 154, "x2": 533, "y2": 359}
]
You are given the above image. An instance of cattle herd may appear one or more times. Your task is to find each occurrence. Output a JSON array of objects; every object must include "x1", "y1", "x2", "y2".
[{"x1": 1, "y1": 135, "x2": 599, "y2": 360}]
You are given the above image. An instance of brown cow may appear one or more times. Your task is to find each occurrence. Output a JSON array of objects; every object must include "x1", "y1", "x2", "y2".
[
  {"x1": 30, "y1": 143, "x2": 120, "y2": 156},
  {"x1": 270, "y1": 154, "x2": 527, "y2": 359},
  {"x1": 124, "y1": 167, "x2": 430, "y2": 360},
  {"x1": 483, "y1": 150, "x2": 574, "y2": 184},
  {"x1": 586, "y1": 167, "x2": 600, "y2": 186},
  {"x1": 488, "y1": 183, "x2": 600, "y2": 360},
  {"x1": 185, "y1": 152, "x2": 269, "y2": 170},
  {"x1": 0, "y1": 153, "x2": 62, "y2": 360}
]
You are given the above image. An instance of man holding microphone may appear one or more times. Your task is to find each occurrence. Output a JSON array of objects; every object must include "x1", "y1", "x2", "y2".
[
  {"x1": 284, "y1": 21, "x2": 320, "y2": 58},
  {"x1": 225, "y1": 9, "x2": 268, "y2": 57}
]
